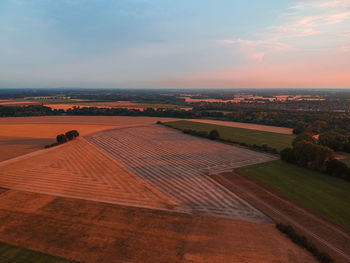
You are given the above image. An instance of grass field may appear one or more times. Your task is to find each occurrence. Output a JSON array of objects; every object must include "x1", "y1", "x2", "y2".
[
  {"x1": 164, "y1": 120, "x2": 294, "y2": 151},
  {"x1": 236, "y1": 160, "x2": 350, "y2": 231},
  {"x1": 0, "y1": 242, "x2": 74, "y2": 263},
  {"x1": 341, "y1": 158, "x2": 350, "y2": 167}
]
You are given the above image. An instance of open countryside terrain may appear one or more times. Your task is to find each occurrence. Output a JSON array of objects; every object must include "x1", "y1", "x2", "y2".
[
  {"x1": 0, "y1": 138, "x2": 176, "y2": 211},
  {"x1": 0, "y1": 190, "x2": 316, "y2": 263},
  {"x1": 0, "y1": 123, "x2": 117, "y2": 162},
  {"x1": 236, "y1": 160, "x2": 350, "y2": 231},
  {"x1": 0, "y1": 116, "x2": 338, "y2": 262},
  {"x1": 164, "y1": 120, "x2": 295, "y2": 151}
]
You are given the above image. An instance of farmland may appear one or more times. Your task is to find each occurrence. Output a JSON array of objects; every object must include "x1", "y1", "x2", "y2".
[
  {"x1": 0, "y1": 138, "x2": 176, "y2": 210},
  {"x1": 236, "y1": 160, "x2": 350, "y2": 231},
  {"x1": 0, "y1": 123, "x2": 117, "y2": 162},
  {"x1": 0, "y1": 190, "x2": 316, "y2": 263},
  {"x1": 187, "y1": 119, "x2": 293, "y2": 134},
  {"x1": 87, "y1": 124, "x2": 277, "y2": 221},
  {"x1": 164, "y1": 120, "x2": 295, "y2": 151},
  {"x1": 0, "y1": 116, "x2": 332, "y2": 262}
]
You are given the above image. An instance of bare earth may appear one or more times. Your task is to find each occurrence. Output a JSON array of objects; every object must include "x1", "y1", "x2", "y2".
[
  {"x1": 211, "y1": 172, "x2": 350, "y2": 263},
  {"x1": 0, "y1": 123, "x2": 117, "y2": 162},
  {"x1": 87, "y1": 125, "x2": 277, "y2": 222},
  {"x1": 0, "y1": 138, "x2": 176, "y2": 211},
  {"x1": 0, "y1": 190, "x2": 316, "y2": 263}
]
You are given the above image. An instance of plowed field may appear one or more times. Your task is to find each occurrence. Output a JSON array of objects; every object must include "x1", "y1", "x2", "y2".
[
  {"x1": 0, "y1": 123, "x2": 117, "y2": 162},
  {"x1": 87, "y1": 125, "x2": 277, "y2": 222},
  {"x1": 0, "y1": 138, "x2": 176, "y2": 211},
  {"x1": 0, "y1": 190, "x2": 317, "y2": 263}
]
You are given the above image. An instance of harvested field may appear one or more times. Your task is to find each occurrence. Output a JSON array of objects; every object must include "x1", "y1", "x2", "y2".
[
  {"x1": 187, "y1": 119, "x2": 293, "y2": 134},
  {"x1": 0, "y1": 100, "x2": 40, "y2": 106},
  {"x1": 0, "y1": 116, "x2": 289, "y2": 133},
  {"x1": 0, "y1": 190, "x2": 317, "y2": 263},
  {"x1": 0, "y1": 138, "x2": 177, "y2": 211},
  {"x1": 0, "y1": 116, "x2": 181, "y2": 126},
  {"x1": 87, "y1": 125, "x2": 277, "y2": 222},
  {"x1": 0, "y1": 123, "x2": 117, "y2": 162}
]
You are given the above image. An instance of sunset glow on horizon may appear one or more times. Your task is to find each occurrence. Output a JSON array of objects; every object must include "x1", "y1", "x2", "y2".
[{"x1": 0, "y1": 0, "x2": 349, "y2": 89}]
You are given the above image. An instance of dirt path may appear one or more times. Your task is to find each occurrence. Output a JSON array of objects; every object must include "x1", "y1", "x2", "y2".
[{"x1": 211, "y1": 172, "x2": 350, "y2": 263}]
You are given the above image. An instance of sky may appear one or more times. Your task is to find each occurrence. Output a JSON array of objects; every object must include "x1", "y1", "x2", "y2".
[{"x1": 0, "y1": 0, "x2": 349, "y2": 89}]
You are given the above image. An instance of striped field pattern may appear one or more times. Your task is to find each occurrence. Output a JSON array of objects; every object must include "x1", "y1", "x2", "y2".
[
  {"x1": 0, "y1": 139, "x2": 177, "y2": 211},
  {"x1": 87, "y1": 125, "x2": 277, "y2": 222}
]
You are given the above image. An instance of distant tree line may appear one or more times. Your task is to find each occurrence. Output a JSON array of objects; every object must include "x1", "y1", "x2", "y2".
[
  {"x1": 45, "y1": 130, "x2": 79, "y2": 148},
  {"x1": 4, "y1": 104, "x2": 350, "y2": 137},
  {"x1": 280, "y1": 133, "x2": 350, "y2": 181}
]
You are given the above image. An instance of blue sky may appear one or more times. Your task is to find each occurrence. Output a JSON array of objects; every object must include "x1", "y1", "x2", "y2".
[{"x1": 0, "y1": 0, "x2": 349, "y2": 89}]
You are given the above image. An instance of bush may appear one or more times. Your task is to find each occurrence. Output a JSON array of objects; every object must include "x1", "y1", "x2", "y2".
[
  {"x1": 208, "y1": 129, "x2": 220, "y2": 140},
  {"x1": 56, "y1": 134, "x2": 67, "y2": 144},
  {"x1": 276, "y1": 223, "x2": 333, "y2": 263},
  {"x1": 326, "y1": 159, "x2": 350, "y2": 180},
  {"x1": 65, "y1": 130, "x2": 79, "y2": 140}
]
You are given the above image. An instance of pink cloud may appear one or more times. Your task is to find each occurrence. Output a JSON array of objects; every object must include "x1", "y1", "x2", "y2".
[{"x1": 164, "y1": 55, "x2": 350, "y2": 89}]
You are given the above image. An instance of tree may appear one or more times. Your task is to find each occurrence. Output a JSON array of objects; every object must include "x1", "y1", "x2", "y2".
[
  {"x1": 65, "y1": 130, "x2": 79, "y2": 140},
  {"x1": 280, "y1": 147, "x2": 295, "y2": 163},
  {"x1": 318, "y1": 131, "x2": 346, "y2": 151},
  {"x1": 326, "y1": 159, "x2": 349, "y2": 179},
  {"x1": 292, "y1": 132, "x2": 316, "y2": 147},
  {"x1": 208, "y1": 129, "x2": 220, "y2": 140},
  {"x1": 56, "y1": 134, "x2": 67, "y2": 144}
]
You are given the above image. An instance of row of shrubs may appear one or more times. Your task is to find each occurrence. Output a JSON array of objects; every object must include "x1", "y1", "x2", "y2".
[
  {"x1": 157, "y1": 121, "x2": 278, "y2": 154},
  {"x1": 280, "y1": 133, "x2": 350, "y2": 181},
  {"x1": 45, "y1": 130, "x2": 80, "y2": 148},
  {"x1": 276, "y1": 223, "x2": 333, "y2": 263}
]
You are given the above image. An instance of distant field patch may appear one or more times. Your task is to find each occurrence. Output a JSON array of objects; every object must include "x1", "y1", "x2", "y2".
[
  {"x1": 0, "y1": 242, "x2": 74, "y2": 263},
  {"x1": 164, "y1": 120, "x2": 294, "y2": 152},
  {"x1": 236, "y1": 160, "x2": 350, "y2": 231},
  {"x1": 45, "y1": 101, "x2": 190, "y2": 111}
]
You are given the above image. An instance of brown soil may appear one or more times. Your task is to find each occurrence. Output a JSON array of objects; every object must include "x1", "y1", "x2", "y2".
[
  {"x1": 0, "y1": 116, "x2": 291, "y2": 134},
  {"x1": 0, "y1": 101, "x2": 40, "y2": 106},
  {"x1": 0, "y1": 190, "x2": 316, "y2": 263},
  {"x1": 0, "y1": 123, "x2": 117, "y2": 162},
  {"x1": 0, "y1": 138, "x2": 176, "y2": 211},
  {"x1": 211, "y1": 172, "x2": 350, "y2": 263}
]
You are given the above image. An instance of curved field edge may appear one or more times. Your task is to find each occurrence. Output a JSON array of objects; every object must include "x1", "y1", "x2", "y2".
[
  {"x1": 163, "y1": 120, "x2": 295, "y2": 152},
  {"x1": 0, "y1": 241, "x2": 75, "y2": 263},
  {"x1": 235, "y1": 160, "x2": 350, "y2": 231}
]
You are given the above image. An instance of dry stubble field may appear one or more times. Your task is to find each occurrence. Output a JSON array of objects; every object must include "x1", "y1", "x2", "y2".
[
  {"x1": 0, "y1": 190, "x2": 316, "y2": 263},
  {"x1": 87, "y1": 124, "x2": 277, "y2": 221},
  {"x1": 0, "y1": 116, "x2": 317, "y2": 262},
  {"x1": 0, "y1": 123, "x2": 117, "y2": 162}
]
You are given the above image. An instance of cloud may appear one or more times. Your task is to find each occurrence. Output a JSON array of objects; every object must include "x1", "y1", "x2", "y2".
[
  {"x1": 164, "y1": 56, "x2": 350, "y2": 89},
  {"x1": 218, "y1": 38, "x2": 295, "y2": 62}
]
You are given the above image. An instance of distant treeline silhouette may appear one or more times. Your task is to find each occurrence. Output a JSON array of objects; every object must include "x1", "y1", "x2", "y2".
[{"x1": 3, "y1": 104, "x2": 350, "y2": 135}]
